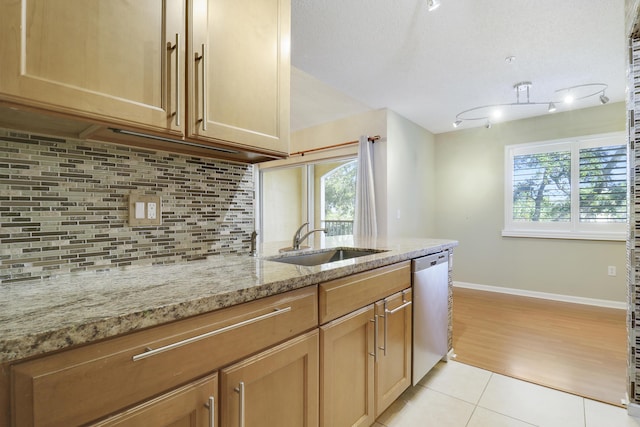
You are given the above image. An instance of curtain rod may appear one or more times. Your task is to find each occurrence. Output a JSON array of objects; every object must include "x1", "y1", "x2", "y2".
[{"x1": 290, "y1": 135, "x2": 380, "y2": 157}]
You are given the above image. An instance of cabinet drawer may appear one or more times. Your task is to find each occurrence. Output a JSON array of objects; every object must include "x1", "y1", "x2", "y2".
[
  {"x1": 318, "y1": 262, "x2": 410, "y2": 324},
  {"x1": 12, "y1": 286, "x2": 318, "y2": 427}
]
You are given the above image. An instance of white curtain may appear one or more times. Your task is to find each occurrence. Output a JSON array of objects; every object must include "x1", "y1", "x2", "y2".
[{"x1": 354, "y1": 135, "x2": 377, "y2": 238}]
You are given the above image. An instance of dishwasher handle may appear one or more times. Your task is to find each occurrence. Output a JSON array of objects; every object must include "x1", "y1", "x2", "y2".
[{"x1": 412, "y1": 251, "x2": 447, "y2": 272}]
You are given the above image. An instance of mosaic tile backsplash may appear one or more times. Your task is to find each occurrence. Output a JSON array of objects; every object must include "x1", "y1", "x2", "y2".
[
  {"x1": 0, "y1": 129, "x2": 255, "y2": 284},
  {"x1": 630, "y1": 34, "x2": 640, "y2": 405}
]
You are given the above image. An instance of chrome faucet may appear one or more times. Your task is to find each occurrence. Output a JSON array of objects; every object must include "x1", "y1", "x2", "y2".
[{"x1": 292, "y1": 222, "x2": 327, "y2": 250}]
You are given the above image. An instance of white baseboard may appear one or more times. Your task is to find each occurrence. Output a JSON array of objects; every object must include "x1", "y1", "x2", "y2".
[{"x1": 454, "y1": 281, "x2": 626, "y2": 310}]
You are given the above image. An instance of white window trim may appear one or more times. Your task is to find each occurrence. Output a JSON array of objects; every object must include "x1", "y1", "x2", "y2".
[{"x1": 502, "y1": 132, "x2": 627, "y2": 241}]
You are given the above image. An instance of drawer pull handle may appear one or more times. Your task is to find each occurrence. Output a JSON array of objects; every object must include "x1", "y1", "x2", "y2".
[
  {"x1": 132, "y1": 307, "x2": 292, "y2": 361},
  {"x1": 235, "y1": 382, "x2": 245, "y2": 427},
  {"x1": 205, "y1": 396, "x2": 215, "y2": 427}
]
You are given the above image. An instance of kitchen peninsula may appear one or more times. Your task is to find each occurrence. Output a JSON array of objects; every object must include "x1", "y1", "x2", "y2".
[{"x1": 1, "y1": 237, "x2": 456, "y2": 427}]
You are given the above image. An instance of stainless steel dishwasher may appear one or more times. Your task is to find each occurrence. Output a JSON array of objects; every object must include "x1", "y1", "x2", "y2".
[{"x1": 412, "y1": 251, "x2": 449, "y2": 385}]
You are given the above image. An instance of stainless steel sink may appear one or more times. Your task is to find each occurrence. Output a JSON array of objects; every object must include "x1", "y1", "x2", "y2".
[{"x1": 266, "y1": 247, "x2": 388, "y2": 266}]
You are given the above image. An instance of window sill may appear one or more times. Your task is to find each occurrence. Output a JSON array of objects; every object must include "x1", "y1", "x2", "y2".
[{"x1": 501, "y1": 229, "x2": 626, "y2": 242}]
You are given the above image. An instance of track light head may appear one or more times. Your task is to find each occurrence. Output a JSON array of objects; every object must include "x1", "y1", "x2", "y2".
[
  {"x1": 427, "y1": 0, "x2": 441, "y2": 11},
  {"x1": 453, "y1": 120, "x2": 462, "y2": 128},
  {"x1": 548, "y1": 102, "x2": 557, "y2": 113},
  {"x1": 600, "y1": 93, "x2": 609, "y2": 105},
  {"x1": 485, "y1": 120, "x2": 492, "y2": 129}
]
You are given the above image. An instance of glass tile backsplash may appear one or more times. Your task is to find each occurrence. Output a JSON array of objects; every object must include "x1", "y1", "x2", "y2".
[{"x1": 0, "y1": 129, "x2": 254, "y2": 284}]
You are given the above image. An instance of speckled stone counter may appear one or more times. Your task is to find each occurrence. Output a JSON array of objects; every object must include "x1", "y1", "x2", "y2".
[{"x1": 0, "y1": 236, "x2": 457, "y2": 363}]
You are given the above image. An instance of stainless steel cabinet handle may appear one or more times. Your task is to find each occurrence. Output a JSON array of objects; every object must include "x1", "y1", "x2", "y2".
[
  {"x1": 385, "y1": 300, "x2": 412, "y2": 315},
  {"x1": 174, "y1": 33, "x2": 181, "y2": 127},
  {"x1": 369, "y1": 315, "x2": 378, "y2": 362},
  {"x1": 381, "y1": 301, "x2": 388, "y2": 356},
  {"x1": 195, "y1": 43, "x2": 208, "y2": 131},
  {"x1": 132, "y1": 307, "x2": 292, "y2": 361},
  {"x1": 205, "y1": 396, "x2": 215, "y2": 427},
  {"x1": 234, "y1": 382, "x2": 245, "y2": 427},
  {"x1": 383, "y1": 300, "x2": 412, "y2": 357}
]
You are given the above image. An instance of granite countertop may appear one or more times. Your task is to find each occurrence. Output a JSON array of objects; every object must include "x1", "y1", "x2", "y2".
[{"x1": 0, "y1": 236, "x2": 457, "y2": 364}]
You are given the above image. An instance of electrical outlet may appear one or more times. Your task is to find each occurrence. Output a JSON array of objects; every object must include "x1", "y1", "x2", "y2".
[
  {"x1": 147, "y1": 202, "x2": 157, "y2": 219},
  {"x1": 129, "y1": 193, "x2": 161, "y2": 226},
  {"x1": 608, "y1": 266, "x2": 617, "y2": 276}
]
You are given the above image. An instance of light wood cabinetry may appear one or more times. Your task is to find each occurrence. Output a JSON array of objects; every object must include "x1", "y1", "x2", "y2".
[
  {"x1": 188, "y1": 0, "x2": 290, "y2": 154},
  {"x1": 11, "y1": 286, "x2": 317, "y2": 427},
  {"x1": 0, "y1": 0, "x2": 185, "y2": 134},
  {"x1": 318, "y1": 261, "x2": 411, "y2": 324},
  {"x1": 374, "y1": 289, "x2": 412, "y2": 418},
  {"x1": 0, "y1": 0, "x2": 289, "y2": 159},
  {"x1": 318, "y1": 261, "x2": 412, "y2": 426},
  {"x1": 320, "y1": 305, "x2": 376, "y2": 427},
  {"x1": 220, "y1": 330, "x2": 319, "y2": 427},
  {"x1": 90, "y1": 374, "x2": 218, "y2": 427}
]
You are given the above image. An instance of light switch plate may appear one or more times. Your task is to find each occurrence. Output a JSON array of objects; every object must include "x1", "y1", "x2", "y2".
[
  {"x1": 129, "y1": 193, "x2": 162, "y2": 226},
  {"x1": 135, "y1": 202, "x2": 146, "y2": 219}
]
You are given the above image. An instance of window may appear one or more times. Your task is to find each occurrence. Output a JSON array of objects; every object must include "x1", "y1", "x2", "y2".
[
  {"x1": 259, "y1": 157, "x2": 357, "y2": 243},
  {"x1": 320, "y1": 160, "x2": 357, "y2": 236},
  {"x1": 503, "y1": 133, "x2": 627, "y2": 240}
]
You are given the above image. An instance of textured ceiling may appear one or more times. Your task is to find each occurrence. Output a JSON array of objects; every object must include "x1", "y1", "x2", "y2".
[{"x1": 290, "y1": 0, "x2": 627, "y2": 134}]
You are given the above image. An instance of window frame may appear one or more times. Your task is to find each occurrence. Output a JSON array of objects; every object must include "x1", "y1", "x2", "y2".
[{"x1": 502, "y1": 132, "x2": 627, "y2": 241}]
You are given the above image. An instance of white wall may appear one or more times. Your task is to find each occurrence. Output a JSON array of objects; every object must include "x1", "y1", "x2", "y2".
[
  {"x1": 261, "y1": 166, "x2": 304, "y2": 242},
  {"x1": 380, "y1": 110, "x2": 436, "y2": 238},
  {"x1": 434, "y1": 102, "x2": 627, "y2": 302}
]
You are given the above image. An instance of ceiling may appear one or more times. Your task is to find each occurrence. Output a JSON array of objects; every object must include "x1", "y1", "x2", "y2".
[{"x1": 290, "y1": 0, "x2": 627, "y2": 134}]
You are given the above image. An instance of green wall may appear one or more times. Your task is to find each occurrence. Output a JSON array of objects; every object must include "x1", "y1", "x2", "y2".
[{"x1": 434, "y1": 102, "x2": 627, "y2": 303}]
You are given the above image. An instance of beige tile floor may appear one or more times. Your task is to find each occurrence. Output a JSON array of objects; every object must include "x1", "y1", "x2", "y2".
[{"x1": 374, "y1": 360, "x2": 640, "y2": 427}]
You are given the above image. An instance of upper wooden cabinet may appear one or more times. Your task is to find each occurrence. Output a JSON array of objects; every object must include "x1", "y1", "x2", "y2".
[
  {"x1": 188, "y1": 0, "x2": 290, "y2": 154},
  {"x1": 0, "y1": 0, "x2": 186, "y2": 135},
  {"x1": 0, "y1": 0, "x2": 290, "y2": 159}
]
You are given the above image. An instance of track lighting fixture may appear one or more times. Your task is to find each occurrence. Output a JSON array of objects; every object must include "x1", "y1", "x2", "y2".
[
  {"x1": 427, "y1": 0, "x2": 441, "y2": 12},
  {"x1": 452, "y1": 81, "x2": 609, "y2": 129}
]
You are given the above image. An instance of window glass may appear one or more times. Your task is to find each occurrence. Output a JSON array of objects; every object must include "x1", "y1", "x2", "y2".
[
  {"x1": 512, "y1": 151, "x2": 571, "y2": 222},
  {"x1": 579, "y1": 145, "x2": 627, "y2": 223},
  {"x1": 259, "y1": 158, "x2": 357, "y2": 243},
  {"x1": 503, "y1": 133, "x2": 626, "y2": 240}
]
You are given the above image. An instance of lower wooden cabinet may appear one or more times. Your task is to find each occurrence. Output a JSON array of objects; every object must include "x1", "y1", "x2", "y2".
[
  {"x1": 374, "y1": 289, "x2": 412, "y2": 418},
  {"x1": 11, "y1": 286, "x2": 317, "y2": 427},
  {"x1": 320, "y1": 305, "x2": 376, "y2": 427},
  {"x1": 320, "y1": 289, "x2": 412, "y2": 427},
  {"x1": 90, "y1": 374, "x2": 218, "y2": 427},
  {"x1": 220, "y1": 330, "x2": 319, "y2": 427}
]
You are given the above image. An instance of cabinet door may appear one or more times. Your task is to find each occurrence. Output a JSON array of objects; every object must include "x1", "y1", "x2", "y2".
[
  {"x1": 0, "y1": 0, "x2": 185, "y2": 134},
  {"x1": 320, "y1": 305, "x2": 375, "y2": 427},
  {"x1": 90, "y1": 374, "x2": 217, "y2": 427},
  {"x1": 220, "y1": 330, "x2": 319, "y2": 427},
  {"x1": 189, "y1": 0, "x2": 290, "y2": 155},
  {"x1": 375, "y1": 289, "x2": 412, "y2": 417}
]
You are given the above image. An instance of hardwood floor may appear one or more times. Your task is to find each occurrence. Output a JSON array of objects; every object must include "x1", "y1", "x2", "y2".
[{"x1": 452, "y1": 287, "x2": 627, "y2": 407}]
